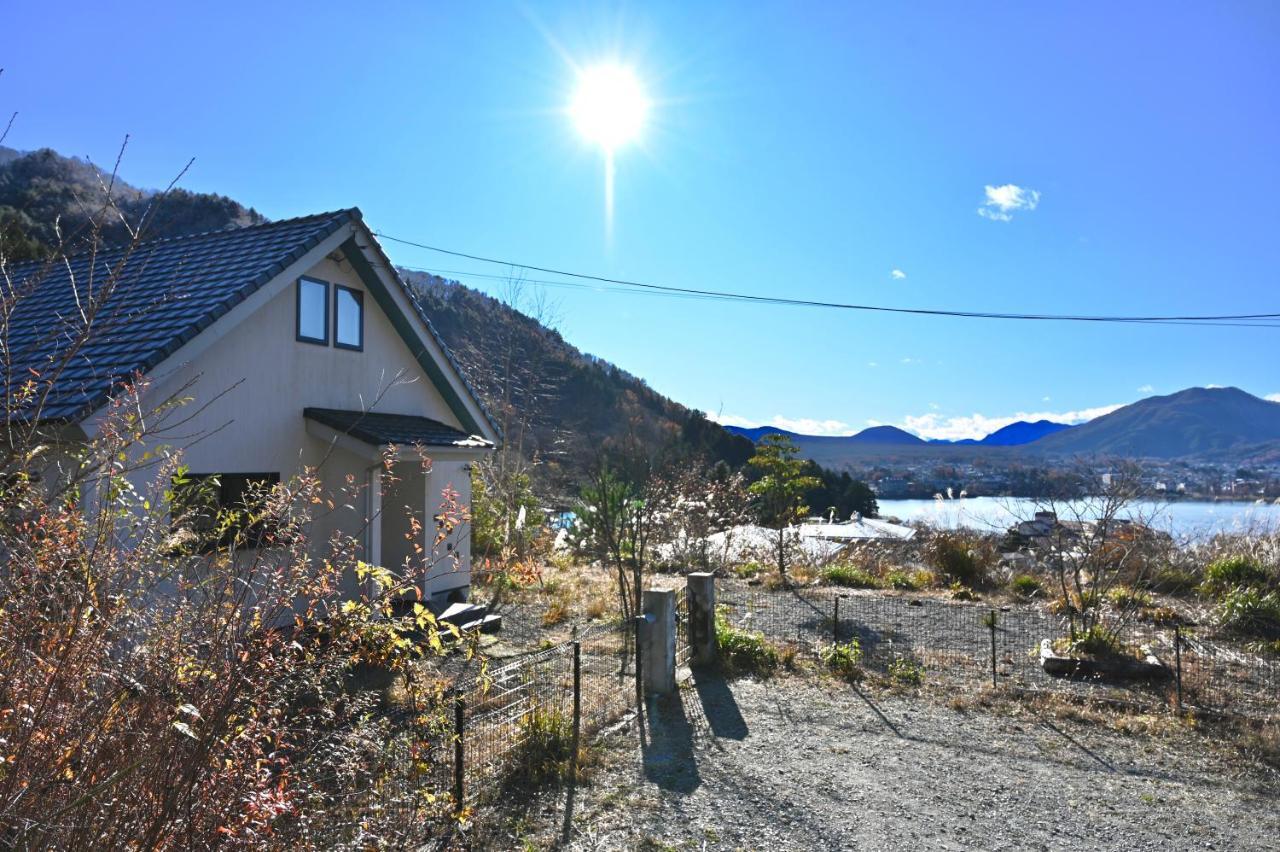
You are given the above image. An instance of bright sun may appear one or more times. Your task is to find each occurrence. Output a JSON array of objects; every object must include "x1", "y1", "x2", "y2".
[{"x1": 570, "y1": 64, "x2": 650, "y2": 151}]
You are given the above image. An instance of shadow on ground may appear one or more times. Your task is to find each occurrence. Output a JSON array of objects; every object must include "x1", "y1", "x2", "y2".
[
  {"x1": 641, "y1": 688, "x2": 700, "y2": 794},
  {"x1": 691, "y1": 667, "x2": 749, "y2": 740}
]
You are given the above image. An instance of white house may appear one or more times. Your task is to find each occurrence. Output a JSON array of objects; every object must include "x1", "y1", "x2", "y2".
[{"x1": 6, "y1": 209, "x2": 500, "y2": 605}]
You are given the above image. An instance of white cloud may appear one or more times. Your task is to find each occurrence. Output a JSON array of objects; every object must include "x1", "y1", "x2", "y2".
[
  {"x1": 1042, "y1": 396, "x2": 1051, "y2": 402},
  {"x1": 897, "y1": 404, "x2": 1123, "y2": 442},
  {"x1": 704, "y1": 412, "x2": 856, "y2": 437},
  {"x1": 867, "y1": 361, "x2": 879, "y2": 368},
  {"x1": 1137, "y1": 384, "x2": 1154, "y2": 393},
  {"x1": 890, "y1": 269, "x2": 907, "y2": 280},
  {"x1": 928, "y1": 402, "x2": 940, "y2": 410},
  {"x1": 977, "y1": 183, "x2": 1041, "y2": 221},
  {"x1": 1266, "y1": 393, "x2": 1280, "y2": 403},
  {"x1": 900, "y1": 357, "x2": 920, "y2": 365},
  {"x1": 705, "y1": 412, "x2": 758, "y2": 430}
]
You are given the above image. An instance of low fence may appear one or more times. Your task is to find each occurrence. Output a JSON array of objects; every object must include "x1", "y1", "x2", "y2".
[
  {"x1": 307, "y1": 616, "x2": 638, "y2": 845},
  {"x1": 719, "y1": 583, "x2": 1280, "y2": 721}
]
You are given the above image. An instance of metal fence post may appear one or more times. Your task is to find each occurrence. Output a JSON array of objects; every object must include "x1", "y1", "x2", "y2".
[
  {"x1": 988, "y1": 610, "x2": 998, "y2": 689},
  {"x1": 833, "y1": 595, "x2": 841, "y2": 644},
  {"x1": 1174, "y1": 625, "x2": 1184, "y2": 712},
  {"x1": 572, "y1": 640, "x2": 582, "y2": 770},
  {"x1": 453, "y1": 695, "x2": 465, "y2": 814}
]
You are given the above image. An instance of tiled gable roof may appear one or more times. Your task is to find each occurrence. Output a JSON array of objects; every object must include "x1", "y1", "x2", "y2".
[{"x1": 4, "y1": 210, "x2": 357, "y2": 421}]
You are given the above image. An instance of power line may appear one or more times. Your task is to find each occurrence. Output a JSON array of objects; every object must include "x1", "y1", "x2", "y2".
[
  {"x1": 395, "y1": 263, "x2": 1280, "y2": 330},
  {"x1": 376, "y1": 232, "x2": 1280, "y2": 328}
]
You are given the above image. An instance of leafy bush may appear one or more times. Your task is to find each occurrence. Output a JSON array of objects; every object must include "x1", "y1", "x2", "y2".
[
  {"x1": 1106, "y1": 586, "x2": 1154, "y2": 610},
  {"x1": 734, "y1": 561, "x2": 765, "y2": 579},
  {"x1": 823, "y1": 564, "x2": 880, "y2": 589},
  {"x1": 885, "y1": 569, "x2": 932, "y2": 591},
  {"x1": 820, "y1": 640, "x2": 864, "y2": 680},
  {"x1": 887, "y1": 656, "x2": 925, "y2": 686},
  {"x1": 1202, "y1": 555, "x2": 1271, "y2": 597},
  {"x1": 1010, "y1": 574, "x2": 1042, "y2": 597},
  {"x1": 1066, "y1": 624, "x2": 1125, "y2": 658},
  {"x1": 1215, "y1": 588, "x2": 1280, "y2": 638},
  {"x1": 715, "y1": 612, "x2": 780, "y2": 677},
  {"x1": 512, "y1": 706, "x2": 576, "y2": 784}
]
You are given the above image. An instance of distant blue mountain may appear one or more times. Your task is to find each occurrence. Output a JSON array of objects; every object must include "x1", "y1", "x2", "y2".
[
  {"x1": 725, "y1": 420, "x2": 1064, "y2": 447},
  {"x1": 851, "y1": 425, "x2": 926, "y2": 445},
  {"x1": 723, "y1": 424, "x2": 925, "y2": 445},
  {"x1": 979, "y1": 419, "x2": 1073, "y2": 446},
  {"x1": 722, "y1": 425, "x2": 803, "y2": 442}
]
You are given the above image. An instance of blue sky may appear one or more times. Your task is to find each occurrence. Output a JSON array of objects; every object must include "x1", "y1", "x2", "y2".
[{"x1": 3, "y1": 2, "x2": 1278, "y2": 439}]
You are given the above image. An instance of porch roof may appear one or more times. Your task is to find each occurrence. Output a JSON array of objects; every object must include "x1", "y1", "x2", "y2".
[{"x1": 303, "y1": 407, "x2": 494, "y2": 449}]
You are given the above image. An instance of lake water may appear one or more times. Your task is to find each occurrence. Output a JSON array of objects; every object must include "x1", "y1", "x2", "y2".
[{"x1": 875, "y1": 496, "x2": 1280, "y2": 540}]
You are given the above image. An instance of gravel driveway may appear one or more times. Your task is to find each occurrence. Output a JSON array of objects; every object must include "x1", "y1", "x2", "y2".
[{"x1": 555, "y1": 674, "x2": 1278, "y2": 851}]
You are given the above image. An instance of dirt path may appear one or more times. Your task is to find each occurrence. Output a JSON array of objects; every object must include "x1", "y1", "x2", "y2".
[{"x1": 555, "y1": 674, "x2": 1278, "y2": 851}]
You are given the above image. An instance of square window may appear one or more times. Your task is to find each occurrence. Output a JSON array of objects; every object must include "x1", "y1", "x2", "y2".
[
  {"x1": 297, "y1": 278, "x2": 329, "y2": 344},
  {"x1": 170, "y1": 472, "x2": 282, "y2": 552},
  {"x1": 334, "y1": 285, "x2": 364, "y2": 350}
]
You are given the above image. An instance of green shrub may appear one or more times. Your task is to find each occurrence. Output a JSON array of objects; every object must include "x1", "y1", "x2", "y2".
[
  {"x1": 715, "y1": 611, "x2": 780, "y2": 677},
  {"x1": 823, "y1": 564, "x2": 879, "y2": 589},
  {"x1": 1065, "y1": 625, "x2": 1124, "y2": 658},
  {"x1": 1215, "y1": 587, "x2": 1280, "y2": 638},
  {"x1": 1202, "y1": 555, "x2": 1270, "y2": 597},
  {"x1": 885, "y1": 569, "x2": 931, "y2": 591},
  {"x1": 820, "y1": 640, "x2": 864, "y2": 680},
  {"x1": 1010, "y1": 574, "x2": 1042, "y2": 598},
  {"x1": 733, "y1": 561, "x2": 765, "y2": 579},
  {"x1": 512, "y1": 706, "x2": 575, "y2": 784},
  {"x1": 1106, "y1": 586, "x2": 1153, "y2": 610},
  {"x1": 887, "y1": 656, "x2": 925, "y2": 686}
]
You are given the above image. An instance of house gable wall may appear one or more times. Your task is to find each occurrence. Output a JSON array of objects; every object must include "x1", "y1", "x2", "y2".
[{"x1": 84, "y1": 239, "x2": 483, "y2": 597}]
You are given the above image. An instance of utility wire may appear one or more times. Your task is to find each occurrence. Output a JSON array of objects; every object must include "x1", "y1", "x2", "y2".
[
  {"x1": 396, "y1": 263, "x2": 1280, "y2": 330},
  {"x1": 377, "y1": 232, "x2": 1280, "y2": 328}
]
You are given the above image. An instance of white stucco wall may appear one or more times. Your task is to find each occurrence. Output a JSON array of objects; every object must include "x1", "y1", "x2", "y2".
[{"x1": 87, "y1": 238, "x2": 488, "y2": 602}]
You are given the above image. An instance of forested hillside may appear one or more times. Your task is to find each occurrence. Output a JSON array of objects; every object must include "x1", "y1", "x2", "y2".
[
  {"x1": 0, "y1": 145, "x2": 263, "y2": 260},
  {"x1": 402, "y1": 271, "x2": 755, "y2": 496}
]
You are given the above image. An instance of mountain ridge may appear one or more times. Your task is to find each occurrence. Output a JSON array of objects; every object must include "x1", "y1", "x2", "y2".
[{"x1": 724, "y1": 388, "x2": 1280, "y2": 464}]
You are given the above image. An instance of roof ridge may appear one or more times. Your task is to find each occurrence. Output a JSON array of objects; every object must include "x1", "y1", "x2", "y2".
[
  {"x1": 121, "y1": 206, "x2": 359, "y2": 250},
  {"x1": 2, "y1": 208, "x2": 362, "y2": 279}
]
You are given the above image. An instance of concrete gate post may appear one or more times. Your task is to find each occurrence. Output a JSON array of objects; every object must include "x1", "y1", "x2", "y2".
[
  {"x1": 686, "y1": 572, "x2": 717, "y2": 666},
  {"x1": 642, "y1": 588, "x2": 676, "y2": 695}
]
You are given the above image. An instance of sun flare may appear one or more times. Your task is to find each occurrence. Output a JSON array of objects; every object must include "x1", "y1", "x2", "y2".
[{"x1": 570, "y1": 64, "x2": 650, "y2": 151}]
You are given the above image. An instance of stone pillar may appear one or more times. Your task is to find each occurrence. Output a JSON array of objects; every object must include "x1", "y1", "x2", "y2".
[
  {"x1": 687, "y1": 572, "x2": 717, "y2": 666},
  {"x1": 642, "y1": 588, "x2": 676, "y2": 696}
]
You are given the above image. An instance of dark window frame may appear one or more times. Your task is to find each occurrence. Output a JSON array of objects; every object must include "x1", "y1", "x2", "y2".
[
  {"x1": 170, "y1": 471, "x2": 283, "y2": 553},
  {"x1": 333, "y1": 284, "x2": 365, "y2": 351},
  {"x1": 296, "y1": 277, "x2": 330, "y2": 345}
]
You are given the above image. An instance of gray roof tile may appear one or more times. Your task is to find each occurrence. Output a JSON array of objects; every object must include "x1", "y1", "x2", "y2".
[
  {"x1": 303, "y1": 407, "x2": 493, "y2": 449},
  {"x1": 5, "y1": 210, "x2": 356, "y2": 421}
]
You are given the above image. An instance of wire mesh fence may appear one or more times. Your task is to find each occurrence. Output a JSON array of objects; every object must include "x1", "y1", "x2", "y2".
[
  {"x1": 718, "y1": 582, "x2": 1279, "y2": 721},
  {"x1": 452, "y1": 617, "x2": 637, "y2": 807}
]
